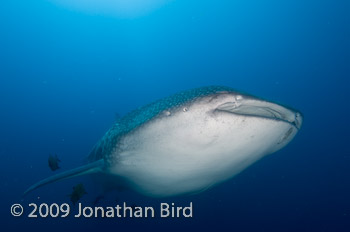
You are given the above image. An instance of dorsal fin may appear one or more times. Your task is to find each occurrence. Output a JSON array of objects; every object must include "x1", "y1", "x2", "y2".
[{"x1": 23, "y1": 159, "x2": 104, "y2": 196}]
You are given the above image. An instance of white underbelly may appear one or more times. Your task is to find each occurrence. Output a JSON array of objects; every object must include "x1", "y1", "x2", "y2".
[{"x1": 108, "y1": 113, "x2": 296, "y2": 197}]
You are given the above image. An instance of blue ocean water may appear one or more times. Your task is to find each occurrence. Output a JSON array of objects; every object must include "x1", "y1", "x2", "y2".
[{"x1": 0, "y1": 0, "x2": 349, "y2": 231}]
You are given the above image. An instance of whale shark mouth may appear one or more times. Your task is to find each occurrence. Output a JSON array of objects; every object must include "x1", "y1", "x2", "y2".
[{"x1": 216, "y1": 100, "x2": 303, "y2": 129}]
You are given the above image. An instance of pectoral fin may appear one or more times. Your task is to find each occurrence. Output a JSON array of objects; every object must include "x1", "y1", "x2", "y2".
[{"x1": 23, "y1": 159, "x2": 104, "y2": 196}]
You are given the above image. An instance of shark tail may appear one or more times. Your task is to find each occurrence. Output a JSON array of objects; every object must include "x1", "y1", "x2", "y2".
[{"x1": 23, "y1": 159, "x2": 104, "y2": 197}]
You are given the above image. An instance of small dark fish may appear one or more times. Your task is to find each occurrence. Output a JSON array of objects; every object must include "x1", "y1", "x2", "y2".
[
  {"x1": 48, "y1": 154, "x2": 60, "y2": 171},
  {"x1": 69, "y1": 183, "x2": 87, "y2": 205},
  {"x1": 93, "y1": 195, "x2": 104, "y2": 206}
]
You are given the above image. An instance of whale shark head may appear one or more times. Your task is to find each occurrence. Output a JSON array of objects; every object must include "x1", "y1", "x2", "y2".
[
  {"x1": 106, "y1": 87, "x2": 303, "y2": 196},
  {"x1": 194, "y1": 89, "x2": 303, "y2": 152},
  {"x1": 23, "y1": 86, "x2": 303, "y2": 198}
]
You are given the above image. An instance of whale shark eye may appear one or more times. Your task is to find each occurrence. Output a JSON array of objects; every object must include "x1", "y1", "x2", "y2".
[
  {"x1": 183, "y1": 107, "x2": 188, "y2": 112},
  {"x1": 163, "y1": 111, "x2": 171, "y2": 116},
  {"x1": 236, "y1": 95, "x2": 243, "y2": 101}
]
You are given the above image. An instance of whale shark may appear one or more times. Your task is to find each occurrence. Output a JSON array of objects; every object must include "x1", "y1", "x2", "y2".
[{"x1": 24, "y1": 86, "x2": 303, "y2": 197}]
